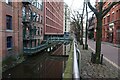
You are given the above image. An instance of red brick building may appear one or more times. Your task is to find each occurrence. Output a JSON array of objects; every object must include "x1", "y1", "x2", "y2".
[
  {"x1": 94, "y1": 1, "x2": 120, "y2": 45},
  {"x1": 44, "y1": 0, "x2": 64, "y2": 38},
  {"x1": 0, "y1": 0, "x2": 44, "y2": 59},
  {"x1": 0, "y1": 1, "x2": 23, "y2": 59},
  {"x1": 22, "y1": 0, "x2": 44, "y2": 54},
  {"x1": 102, "y1": 2, "x2": 120, "y2": 44}
]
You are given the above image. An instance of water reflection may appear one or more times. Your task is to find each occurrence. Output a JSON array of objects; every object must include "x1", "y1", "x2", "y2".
[{"x1": 2, "y1": 43, "x2": 70, "y2": 79}]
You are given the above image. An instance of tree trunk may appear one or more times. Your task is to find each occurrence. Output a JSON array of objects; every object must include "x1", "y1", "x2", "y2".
[
  {"x1": 85, "y1": 2, "x2": 88, "y2": 50},
  {"x1": 95, "y1": 15, "x2": 102, "y2": 64},
  {"x1": 80, "y1": 19, "x2": 83, "y2": 45}
]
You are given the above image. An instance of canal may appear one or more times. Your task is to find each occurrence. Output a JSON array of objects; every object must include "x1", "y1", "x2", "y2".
[{"x1": 2, "y1": 43, "x2": 71, "y2": 79}]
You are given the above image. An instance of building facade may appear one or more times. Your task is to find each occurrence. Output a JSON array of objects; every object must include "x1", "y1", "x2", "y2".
[
  {"x1": 88, "y1": 15, "x2": 95, "y2": 39},
  {"x1": 0, "y1": 0, "x2": 44, "y2": 59},
  {"x1": 94, "y1": 1, "x2": 120, "y2": 45},
  {"x1": 63, "y1": 3, "x2": 71, "y2": 36},
  {"x1": 44, "y1": 0, "x2": 64, "y2": 39},
  {"x1": 22, "y1": 0, "x2": 44, "y2": 54},
  {"x1": 102, "y1": 2, "x2": 120, "y2": 44},
  {"x1": 0, "y1": 1, "x2": 23, "y2": 60}
]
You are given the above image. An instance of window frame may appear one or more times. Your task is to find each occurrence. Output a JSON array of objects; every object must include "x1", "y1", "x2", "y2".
[
  {"x1": 7, "y1": 36, "x2": 12, "y2": 49},
  {"x1": 6, "y1": 15, "x2": 12, "y2": 30}
]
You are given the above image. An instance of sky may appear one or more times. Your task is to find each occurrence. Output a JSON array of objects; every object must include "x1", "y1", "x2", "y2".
[
  {"x1": 64, "y1": 0, "x2": 96, "y2": 18},
  {"x1": 64, "y1": 0, "x2": 96, "y2": 10},
  {"x1": 64, "y1": 0, "x2": 96, "y2": 27}
]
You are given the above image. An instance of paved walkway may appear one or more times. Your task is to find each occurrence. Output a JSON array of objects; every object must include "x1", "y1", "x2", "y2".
[
  {"x1": 88, "y1": 39, "x2": 120, "y2": 69},
  {"x1": 78, "y1": 44, "x2": 120, "y2": 79}
]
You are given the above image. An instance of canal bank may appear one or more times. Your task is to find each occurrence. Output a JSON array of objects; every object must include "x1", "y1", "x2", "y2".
[
  {"x1": 63, "y1": 42, "x2": 73, "y2": 79},
  {"x1": 2, "y1": 42, "x2": 71, "y2": 79},
  {"x1": 2, "y1": 54, "x2": 25, "y2": 72}
]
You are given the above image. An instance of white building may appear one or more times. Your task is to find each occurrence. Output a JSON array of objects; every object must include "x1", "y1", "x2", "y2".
[{"x1": 63, "y1": 3, "x2": 71, "y2": 36}]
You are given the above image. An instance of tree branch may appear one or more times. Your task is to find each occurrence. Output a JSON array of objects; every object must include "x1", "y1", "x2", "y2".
[
  {"x1": 87, "y1": 0, "x2": 98, "y2": 15},
  {"x1": 102, "y1": 2, "x2": 118, "y2": 17},
  {"x1": 99, "y1": 2, "x2": 103, "y2": 12},
  {"x1": 82, "y1": 1, "x2": 85, "y2": 17}
]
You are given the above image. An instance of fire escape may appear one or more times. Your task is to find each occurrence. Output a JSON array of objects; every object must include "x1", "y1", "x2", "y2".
[
  {"x1": 22, "y1": 0, "x2": 71, "y2": 55},
  {"x1": 22, "y1": 0, "x2": 47, "y2": 55}
]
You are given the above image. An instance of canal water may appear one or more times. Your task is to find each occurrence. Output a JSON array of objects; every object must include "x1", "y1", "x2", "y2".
[{"x1": 2, "y1": 43, "x2": 70, "y2": 79}]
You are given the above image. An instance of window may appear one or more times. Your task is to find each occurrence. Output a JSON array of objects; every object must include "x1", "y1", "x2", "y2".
[
  {"x1": 22, "y1": 7, "x2": 26, "y2": 16},
  {"x1": 6, "y1": 0, "x2": 12, "y2": 6},
  {"x1": 33, "y1": 12, "x2": 37, "y2": 22},
  {"x1": 37, "y1": 27, "x2": 40, "y2": 35},
  {"x1": 38, "y1": 0, "x2": 43, "y2": 10},
  {"x1": 22, "y1": 7, "x2": 26, "y2": 21},
  {"x1": 6, "y1": 15, "x2": 12, "y2": 30},
  {"x1": 116, "y1": 10, "x2": 118, "y2": 20},
  {"x1": 7, "y1": 36, "x2": 12, "y2": 48},
  {"x1": 104, "y1": 18, "x2": 105, "y2": 24},
  {"x1": 38, "y1": 39, "x2": 40, "y2": 45},
  {"x1": 41, "y1": 27, "x2": 42, "y2": 35},
  {"x1": 107, "y1": 15, "x2": 110, "y2": 23},
  {"x1": 40, "y1": 16, "x2": 43, "y2": 24},
  {"x1": 36, "y1": 14, "x2": 39, "y2": 22},
  {"x1": 108, "y1": 2, "x2": 111, "y2": 6},
  {"x1": 39, "y1": 14, "x2": 41, "y2": 22},
  {"x1": 112, "y1": 13, "x2": 114, "y2": 21},
  {"x1": 34, "y1": 26, "x2": 36, "y2": 35},
  {"x1": 28, "y1": 10, "x2": 31, "y2": 20}
]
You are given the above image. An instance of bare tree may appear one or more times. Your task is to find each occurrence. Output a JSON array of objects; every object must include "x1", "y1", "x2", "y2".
[
  {"x1": 84, "y1": 1, "x2": 88, "y2": 50},
  {"x1": 71, "y1": 11, "x2": 82, "y2": 42},
  {"x1": 79, "y1": 0, "x2": 86, "y2": 45},
  {"x1": 87, "y1": 0, "x2": 119, "y2": 64}
]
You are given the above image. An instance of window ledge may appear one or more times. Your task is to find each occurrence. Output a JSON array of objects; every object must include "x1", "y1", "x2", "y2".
[
  {"x1": 6, "y1": 30, "x2": 13, "y2": 32},
  {"x1": 7, "y1": 48, "x2": 12, "y2": 51}
]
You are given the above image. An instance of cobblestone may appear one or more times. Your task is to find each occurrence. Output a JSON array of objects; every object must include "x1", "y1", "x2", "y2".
[{"x1": 78, "y1": 44, "x2": 120, "y2": 79}]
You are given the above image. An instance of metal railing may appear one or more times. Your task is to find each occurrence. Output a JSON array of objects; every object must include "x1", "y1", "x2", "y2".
[{"x1": 73, "y1": 39, "x2": 80, "y2": 80}]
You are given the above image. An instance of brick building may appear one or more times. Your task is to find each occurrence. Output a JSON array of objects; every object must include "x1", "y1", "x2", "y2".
[
  {"x1": 88, "y1": 15, "x2": 95, "y2": 39},
  {"x1": 22, "y1": 0, "x2": 44, "y2": 54},
  {"x1": 102, "y1": 2, "x2": 120, "y2": 44},
  {"x1": 0, "y1": 1, "x2": 23, "y2": 60},
  {"x1": 94, "y1": 1, "x2": 120, "y2": 45},
  {"x1": 0, "y1": 0, "x2": 44, "y2": 59},
  {"x1": 44, "y1": 0, "x2": 64, "y2": 39}
]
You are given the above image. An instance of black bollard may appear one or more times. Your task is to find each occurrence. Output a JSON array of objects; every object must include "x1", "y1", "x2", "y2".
[
  {"x1": 91, "y1": 52, "x2": 95, "y2": 63},
  {"x1": 100, "y1": 54, "x2": 103, "y2": 64}
]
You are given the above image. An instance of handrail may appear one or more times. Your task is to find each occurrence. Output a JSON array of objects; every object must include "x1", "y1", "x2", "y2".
[{"x1": 73, "y1": 39, "x2": 80, "y2": 79}]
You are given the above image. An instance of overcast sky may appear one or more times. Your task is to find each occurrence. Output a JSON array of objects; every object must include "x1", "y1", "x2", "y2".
[
  {"x1": 64, "y1": 0, "x2": 95, "y2": 10},
  {"x1": 64, "y1": 0, "x2": 96, "y2": 18}
]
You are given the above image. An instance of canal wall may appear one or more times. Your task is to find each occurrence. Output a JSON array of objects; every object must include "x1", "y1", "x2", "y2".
[
  {"x1": 2, "y1": 54, "x2": 25, "y2": 72},
  {"x1": 63, "y1": 42, "x2": 73, "y2": 79}
]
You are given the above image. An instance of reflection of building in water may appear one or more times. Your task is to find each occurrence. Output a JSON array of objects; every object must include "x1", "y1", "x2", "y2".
[
  {"x1": 63, "y1": 44, "x2": 70, "y2": 55},
  {"x1": 52, "y1": 44, "x2": 63, "y2": 55},
  {"x1": 3, "y1": 45, "x2": 68, "y2": 78},
  {"x1": 62, "y1": 43, "x2": 70, "y2": 77}
]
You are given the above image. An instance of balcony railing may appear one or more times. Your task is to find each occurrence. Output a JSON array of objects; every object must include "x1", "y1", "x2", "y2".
[
  {"x1": 24, "y1": 43, "x2": 48, "y2": 54},
  {"x1": 22, "y1": 16, "x2": 31, "y2": 23},
  {"x1": 23, "y1": 42, "x2": 61, "y2": 55},
  {"x1": 23, "y1": 34, "x2": 43, "y2": 40}
]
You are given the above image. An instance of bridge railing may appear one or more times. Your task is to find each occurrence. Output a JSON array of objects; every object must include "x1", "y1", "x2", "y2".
[{"x1": 73, "y1": 39, "x2": 81, "y2": 79}]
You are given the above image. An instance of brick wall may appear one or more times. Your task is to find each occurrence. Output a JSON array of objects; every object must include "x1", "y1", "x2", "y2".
[{"x1": 44, "y1": 1, "x2": 64, "y2": 35}]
